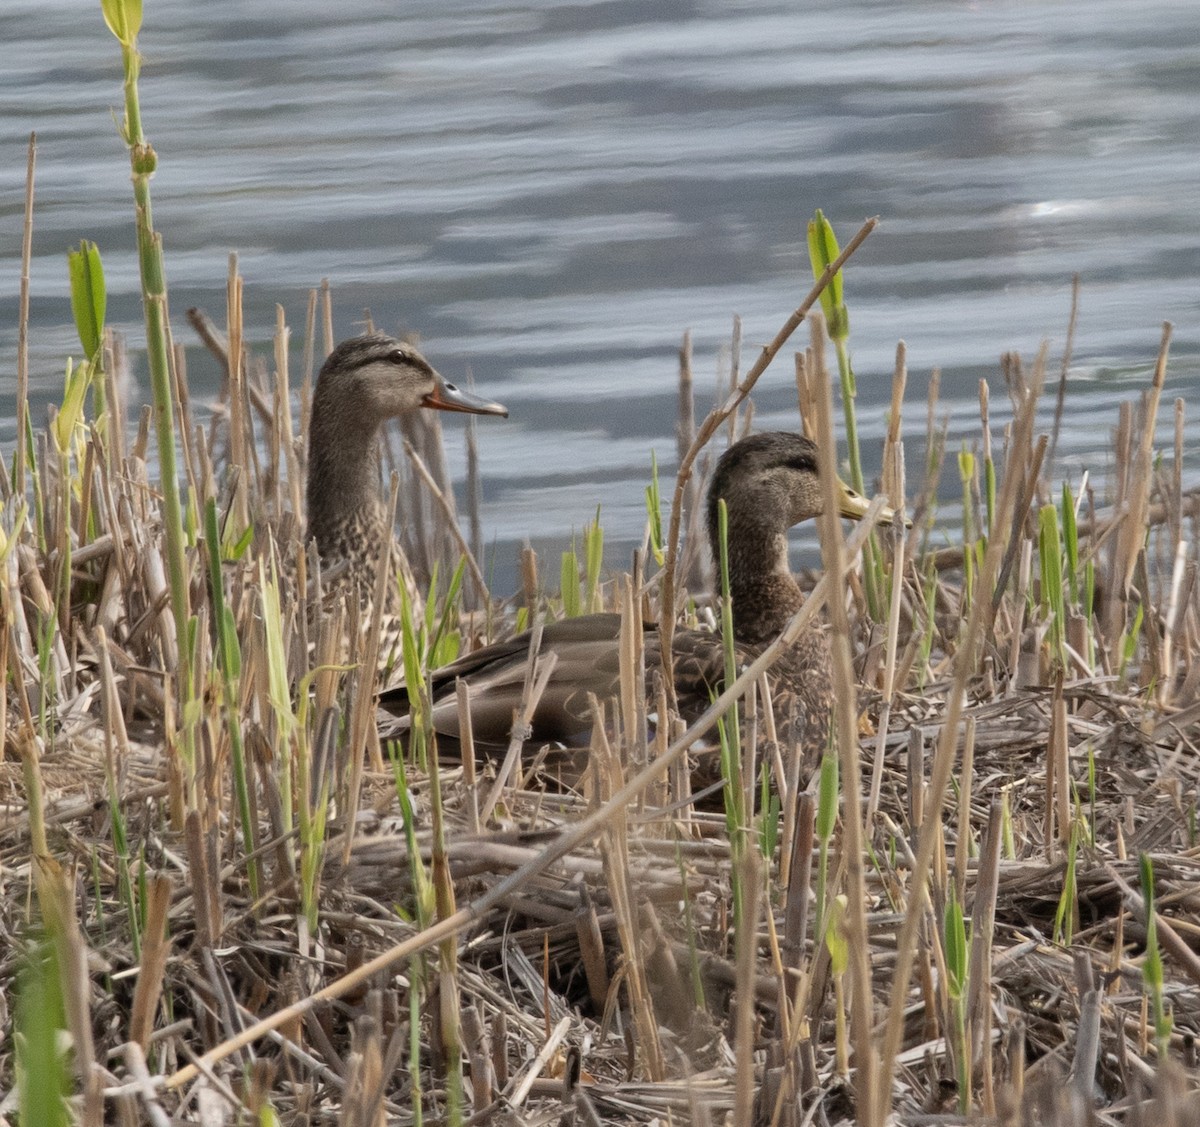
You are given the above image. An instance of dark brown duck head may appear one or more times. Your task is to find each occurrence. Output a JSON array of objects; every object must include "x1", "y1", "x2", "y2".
[
  {"x1": 306, "y1": 333, "x2": 507, "y2": 574},
  {"x1": 705, "y1": 431, "x2": 879, "y2": 644}
]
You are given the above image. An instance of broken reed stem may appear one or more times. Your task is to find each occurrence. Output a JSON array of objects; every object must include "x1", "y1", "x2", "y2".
[
  {"x1": 274, "y1": 305, "x2": 303, "y2": 531},
  {"x1": 1047, "y1": 273, "x2": 1081, "y2": 471},
  {"x1": 1121, "y1": 322, "x2": 1172, "y2": 599},
  {"x1": 225, "y1": 254, "x2": 249, "y2": 531},
  {"x1": 402, "y1": 438, "x2": 490, "y2": 605}
]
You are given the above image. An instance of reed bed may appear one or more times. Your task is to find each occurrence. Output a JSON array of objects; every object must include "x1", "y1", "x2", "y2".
[{"x1": 5, "y1": 11, "x2": 1200, "y2": 1125}]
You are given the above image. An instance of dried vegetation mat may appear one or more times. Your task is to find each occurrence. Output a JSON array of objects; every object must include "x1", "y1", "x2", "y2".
[{"x1": 4, "y1": 264, "x2": 1200, "y2": 1124}]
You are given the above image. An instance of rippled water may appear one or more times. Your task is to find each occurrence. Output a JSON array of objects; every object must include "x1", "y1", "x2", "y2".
[{"x1": 3, "y1": 0, "x2": 1198, "y2": 583}]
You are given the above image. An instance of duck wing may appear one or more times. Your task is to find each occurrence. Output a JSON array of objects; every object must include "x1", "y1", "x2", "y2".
[{"x1": 378, "y1": 612, "x2": 640, "y2": 751}]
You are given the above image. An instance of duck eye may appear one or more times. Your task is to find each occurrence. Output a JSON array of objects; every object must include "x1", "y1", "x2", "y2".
[{"x1": 388, "y1": 349, "x2": 407, "y2": 365}]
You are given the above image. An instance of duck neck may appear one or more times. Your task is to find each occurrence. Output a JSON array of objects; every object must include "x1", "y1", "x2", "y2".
[
  {"x1": 714, "y1": 514, "x2": 805, "y2": 644},
  {"x1": 306, "y1": 406, "x2": 386, "y2": 554}
]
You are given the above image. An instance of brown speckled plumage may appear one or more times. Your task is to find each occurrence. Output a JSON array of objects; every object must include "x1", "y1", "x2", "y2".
[
  {"x1": 380, "y1": 431, "x2": 890, "y2": 770},
  {"x1": 305, "y1": 333, "x2": 507, "y2": 606}
]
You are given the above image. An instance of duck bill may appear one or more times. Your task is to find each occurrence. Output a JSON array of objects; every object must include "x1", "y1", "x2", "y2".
[
  {"x1": 835, "y1": 479, "x2": 907, "y2": 526},
  {"x1": 424, "y1": 377, "x2": 508, "y2": 417}
]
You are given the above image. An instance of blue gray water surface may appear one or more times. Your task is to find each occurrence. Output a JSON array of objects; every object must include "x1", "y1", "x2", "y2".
[{"x1": 3, "y1": 0, "x2": 1198, "y2": 583}]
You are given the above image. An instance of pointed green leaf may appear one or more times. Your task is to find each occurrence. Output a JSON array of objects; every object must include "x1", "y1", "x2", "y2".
[
  {"x1": 807, "y1": 208, "x2": 849, "y2": 339},
  {"x1": 101, "y1": 0, "x2": 142, "y2": 46},
  {"x1": 943, "y1": 890, "x2": 968, "y2": 999},
  {"x1": 825, "y1": 895, "x2": 849, "y2": 975},
  {"x1": 560, "y1": 548, "x2": 581, "y2": 618},
  {"x1": 816, "y1": 746, "x2": 839, "y2": 841},
  {"x1": 53, "y1": 360, "x2": 91, "y2": 455},
  {"x1": 68, "y1": 241, "x2": 106, "y2": 361}
]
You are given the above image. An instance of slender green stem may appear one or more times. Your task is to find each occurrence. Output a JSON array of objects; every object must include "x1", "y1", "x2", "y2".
[{"x1": 104, "y1": 7, "x2": 195, "y2": 778}]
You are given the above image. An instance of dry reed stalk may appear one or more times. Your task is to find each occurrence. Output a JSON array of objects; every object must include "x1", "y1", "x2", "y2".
[
  {"x1": 339, "y1": 472, "x2": 401, "y2": 839},
  {"x1": 478, "y1": 620, "x2": 557, "y2": 821},
  {"x1": 810, "y1": 323, "x2": 882, "y2": 1126},
  {"x1": 870, "y1": 421, "x2": 909, "y2": 822},
  {"x1": 1048, "y1": 274, "x2": 1082, "y2": 471},
  {"x1": 676, "y1": 331, "x2": 703, "y2": 587},
  {"x1": 732, "y1": 845, "x2": 762, "y2": 1127},
  {"x1": 128, "y1": 874, "x2": 173, "y2": 1051},
  {"x1": 593, "y1": 713, "x2": 665, "y2": 1081},
  {"x1": 464, "y1": 414, "x2": 484, "y2": 597},
  {"x1": 16, "y1": 133, "x2": 35, "y2": 501},
  {"x1": 954, "y1": 714, "x2": 977, "y2": 901},
  {"x1": 456, "y1": 679, "x2": 481, "y2": 833},
  {"x1": 968, "y1": 799, "x2": 1004, "y2": 1114},
  {"x1": 319, "y1": 279, "x2": 334, "y2": 356},
  {"x1": 402, "y1": 437, "x2": 489, "y2": 604},
  {"x1": 274, "y1": 305, "x2": 303, "y2": 529}
]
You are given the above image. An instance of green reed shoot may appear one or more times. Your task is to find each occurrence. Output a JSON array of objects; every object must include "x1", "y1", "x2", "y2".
[
  {"x1": 1061, "y1": 483, "x2": 1080, "y2": 605},
  {"x1": 959, "y1": 449, "x2": 976, "y2": 610},
  {"x1": 560, "y1": 546, "x2": 581, "y2": 618},
  {"x1": 559, "y1": 512, "x2": 604, "y2": 619},
  {"x1": 399, "y1": 578, "x2": 431, "y2": 772},
  {"x1": 103, "y1": 746, "x2": 139, "y2": 959},
  {"x1": 1119, "y1": 602, "x2": 1145, "y2": 682},
  {"x1": 295, "y1": 668, "x2": 330, "y2": 935},
  {"x1": 68, "y1": 240, "x2": 104, "y2": 362},
  {"x1": 259, "y1": 561, "x2": 294, "y2": 848},
  {"x1": 46, "y1": 356, "x2": 92, "y2": 706},
  {"x1": 674, "y1": 836, "x2": 707, "y2": 1009},
  {"x1": 808, "y1": 209, "x2": 884, "y2": 617},
  {"x1": 943, "y1": 888, "x2": 970, "y2": 1112},
  {"x1": 645, "y1": 452, "x2": 665, "y2": 567},
  {"x1": 54, "y1": 361, "x2": 91, "y2": 465},
  {"x1": 35, "y1": 608, "x2": 56, "y2": 743},
  {"x1": 584, "y1": 507, "x2": 604, "y2": 612},
  {"x1": 760, "y1": 788, "x2": 781, "y2": 860},
  {"x1": 102, "y1": 0, "x2": 196, "y2": 754},
  {"x1": 825, "y1": 893, "x2": 850, "y2": 1078},
  {"x1": 1139, "y1": 853, "x2": 1172, "y2": 1059},
  {"x1": 1038, "y1": 504, "x2": 1067, "y2": 671},
  {"x1": 1053, "y1": 821, "x2": 1079, "y2": 945},
  {"x1": 24, "y1": 412, "x2": 46, "y2": 558},
  {"x1": 87, "y1": 854, "x2": 106, "y2": 945},
  {"x1": 812, "y1": 744, "x2": 839, "y2": 955},
  {"x1": 1086, "y1": 746, "x2": 1097, "y2": 847},
  {"x1": 423, "y1": 557, "x2": 468, "y2": 670},
  {"x1": 807, "y1": 210, "x2": 859, "y2": 492},
  {"x1": 67, "y1": 239, "x2": 108, "y2": 426},
  {"x1": 915, "y1": 560, "x2": 938, "y2": 690},
  {"x1": 427, "y1": 747, "x2": 464, "y2": 1127},
  {"x1": 14, "y1": 939, "x2": 71, "y2": 1127},
  {"x1": 716, "y1": 501, "x2": 748, "y2": 925},
  {"x1": 395, "y1": 767, "x2": 433, "y2": 932},
  {"x1": 203, "y1": 499, "x2": 259, "y2": 901}
]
